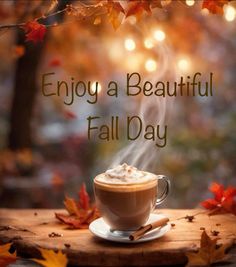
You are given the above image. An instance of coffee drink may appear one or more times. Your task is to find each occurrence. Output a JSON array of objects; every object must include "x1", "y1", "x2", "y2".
[{"x1": 94, "y1": 163, "x2": 170, "y2": 231}]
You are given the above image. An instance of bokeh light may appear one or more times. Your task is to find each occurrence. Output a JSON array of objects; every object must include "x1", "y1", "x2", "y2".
[
  {"x1": 145, "y1": 58, "x2": 157, "y2": 72},
  {"x1": 91, "y1": 82, "x2": 102, "y2": 94},
  {"x1": 177, "y1": 58, "x2": 191, "y2": 73},
  {"x1": 224, "y1": 5, "x2": 236, "y2": 22},
  {"x1": 186, "y1": 0, "x2": 195, "y2": 6},
  {"x1": 144, "y1": 38, "x2": 154, "y2": 49},
  {"x1": 153, "y1": 30, "x2": 166, "y2": 42},
  {"x1": 124, "y1": 38, "x2": 136, "y2": 51}
]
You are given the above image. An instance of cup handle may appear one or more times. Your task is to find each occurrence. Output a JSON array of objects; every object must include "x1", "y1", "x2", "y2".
[{"x1": 155, "y1": 175, "x2": 170, "y2": 206}]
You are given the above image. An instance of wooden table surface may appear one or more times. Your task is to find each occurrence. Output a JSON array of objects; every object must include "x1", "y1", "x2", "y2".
[{"x1": 0, "y1": 209, "x2": 235, "y2": 266}]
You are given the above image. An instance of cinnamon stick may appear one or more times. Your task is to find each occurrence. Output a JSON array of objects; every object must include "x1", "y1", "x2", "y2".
[{"x1": 129, "y1": 217, "x2": 169, "y2": 241}]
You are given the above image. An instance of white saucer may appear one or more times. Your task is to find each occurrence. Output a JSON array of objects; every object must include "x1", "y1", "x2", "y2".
[{"x1": 89, "y1": 213, "x2": 170, "y2": 243}]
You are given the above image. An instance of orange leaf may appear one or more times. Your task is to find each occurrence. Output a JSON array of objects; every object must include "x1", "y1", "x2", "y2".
[
  {"x1": 202, "y1": 0, "x2": 229, "y2": 15},
  {"x1": 32, "y1": 247, "x2": 68, "y2": 267},
  {"x1": 201, "y1": 182, "x2": 236, "y2": 215},
  {"x1": 12, "y1": 45, "x2": 25, "y2": 58},
  {"x1": 186, "y1": 230, "x2": 233, "y2": 266},
  {"x1": 55, "y1": 183, "x2": 100, "y2": 229},
  {"x1": 106, "y1": 1, "x2": 125, "y2": 30},
  {"x1": 126, "y1": 0, "x2": 152, "y2": 20},
  {"x1": 0, "y1": 243, "x2": 17, "y2": 267},
  {"x1": 210, "y1": 183, "x2": 224, "y2": 202},
  {"x1": 23, "y1": 21, "x2": 46, "y2": 43}
]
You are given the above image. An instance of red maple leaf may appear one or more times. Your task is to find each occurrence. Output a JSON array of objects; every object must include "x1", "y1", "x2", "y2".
[
  {"x1": 202, "y1": 0, "x2": 229, "y2": 15},
  {"x1": 78, "y1": 183, "x2": 90, "y2": 210},
  {"x1": 23, "y1": 21, "x2": 46, "y2": 43},
  {"x1": 55, "y1": 183, "x2": 99, "y2": 229},
  {"x1": 201, "y1": 182, "x2": 236, "y2": 215}
]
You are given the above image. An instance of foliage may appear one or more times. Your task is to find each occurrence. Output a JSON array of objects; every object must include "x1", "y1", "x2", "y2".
[
  {"x1": 0, "y1": 0, "x2": 232, "y2": 43},
  {"x1": 201, "y1": 183, "x2": 236, "y2": 215},
  {"x1": 31, "y1": 248, "x2": 68, "y2": 267},
  {"x1": 186, "y1": 230, "x2": 233, "y2": 266},
  {"x1": 0, "y1": 243, "x2": 17, "y2": 267},
  {"x1": 55, "y1": 183, "x2": 100, "y2": 229}
]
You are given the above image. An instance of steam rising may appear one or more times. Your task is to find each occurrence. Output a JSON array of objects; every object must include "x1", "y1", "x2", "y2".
[{"x1": 110, "y1": 43, "x2": 176, "y2": 171}]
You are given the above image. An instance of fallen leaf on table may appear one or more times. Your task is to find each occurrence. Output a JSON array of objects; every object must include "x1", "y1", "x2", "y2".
[
  {"x1": 55, "y1": 183, "x2": 100, "y2": 229},
  {"x1": 32, "y1": 247, "x2": 68, "y2": 267},
  {"x1": 202, "y1": 0, "x2": 230, "y2": 15},
  {"x1": 186, "y1": 230, "x2": 233, "y2": 266},
  {"x1": 201, "y1": 182, "x2": 236, "y2": 215},
  {"x1": 0, "y1": 243, "x2": 17, "y2": 267}
]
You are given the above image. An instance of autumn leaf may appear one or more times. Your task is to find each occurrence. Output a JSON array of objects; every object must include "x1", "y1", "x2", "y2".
[
  {"x1": 0, "y1": 243, "x2": 17, "y2": 267},
  {"x1": 64, "y1": 110, "x2": 77, "y2": 120},
  {"x1": 49, "y1": 58, "x2": 61, "y2": 67},
  {"x1": 186, "y1": 230, "x2": 233, "y2": 266},
  {"x1": 32, "y1": 248, "x2": 68, "y2": 267},
  {"x1": 23, "y1": 21, "x2": 46, "y2": 43},
  {"x1": 12, "y1": 45, "x2": 25, "y2": 58},
  {"x1": 55, "y1": 183, "x2": 100, "y2": 229},
  {"x1": 94, "y1": 16, "x2": 102, "y2": 25},
  {"x1": 202, "y1": 0, "x2": 229, "y2": 15},
  {"x1": 201, "y1": 183, "x2": 236, "y2": 215},
  {"x1": 78, "y1": 183, "x2": 90, "y2": 210},
  {"x1": 106, "y1": 1, "x2": 125, "y2": 30},
  {"x1": 126, "y1": 0, "x2": 152, "y2": 20}
]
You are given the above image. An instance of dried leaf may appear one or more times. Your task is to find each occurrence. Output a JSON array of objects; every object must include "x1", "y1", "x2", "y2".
[
  {"x1": 186, "y1": 230, "x2": 233, "y2": 266},
  {"x1": 202, "y1": 0, "x2": 229, "y2": 15},
  {"x1": 106, "y1": 1, "x2": 125, "y2": 30},
  {"x1": 126, "y1": 0, "x2": 152, "y2": 20},
  {"x1": 55, "y1": 183, "x2": 100, "y2": 229},
  {"x1": 0, "y1": 243, "x2": 17, "y2": 267},
  {"x1": 23, "y1": 20, "x2": 46, "y2": 43},
  {"x1": 201, "y1": 183, "x2": 236, "y2": 215},
  {"x1": 94, "y1": 16, "x2": 102, "y2": 25},
  {"x1": 32, "y1": 248, "x2": 68, "y2": 267}
]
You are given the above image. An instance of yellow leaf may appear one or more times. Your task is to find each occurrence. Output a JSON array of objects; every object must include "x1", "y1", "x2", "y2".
[
  {"x1": 32, "y1": 248, "x2": 68, "y2": 267},
  {"x1": 94, "y1": 16, "x2": 102, "y2": 25},
  {"x1": 0, "y1": 243, "x2": 17, "y2": 267}
]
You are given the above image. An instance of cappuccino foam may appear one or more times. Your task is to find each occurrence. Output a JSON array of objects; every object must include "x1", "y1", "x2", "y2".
[{"x1": 95, "y1": 163, "x2": 157, "y2": 185}]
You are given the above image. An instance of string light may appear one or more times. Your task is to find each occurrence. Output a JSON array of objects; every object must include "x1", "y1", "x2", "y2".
[
  {"x1": 145, "y1": 59, "x2": 157, "y2": 72},
  {"x1": 186, "y1": 0, "x2": 195, "y2": 6},
  {"x1": 224, "y1": 5, "x2": 236, "y2": 22},
  {"x1": 91, "y1": 82, "x2": 102, "y2": 94},
  {"x1": 124, "y1": 38, "x2": 136, "y2": 51},
  {"x1": 177, "y1": 58, "x2": 191, "y2": 73},
  {"x1": 153, "y1": 30, "x2": 166, "y2": 42},
  {"x1": 144, "y1": 38, "x2": 154, "y2": 49}
]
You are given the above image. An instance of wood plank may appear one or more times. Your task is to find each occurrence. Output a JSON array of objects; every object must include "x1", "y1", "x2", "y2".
[{"x1": 0, "y1": 209, "x2": 235, "y2": 266}]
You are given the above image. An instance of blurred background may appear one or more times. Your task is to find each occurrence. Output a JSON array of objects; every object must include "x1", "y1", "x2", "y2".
[{"x1": 0, "y1": 0, "x2": 235, "y2": 209}]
